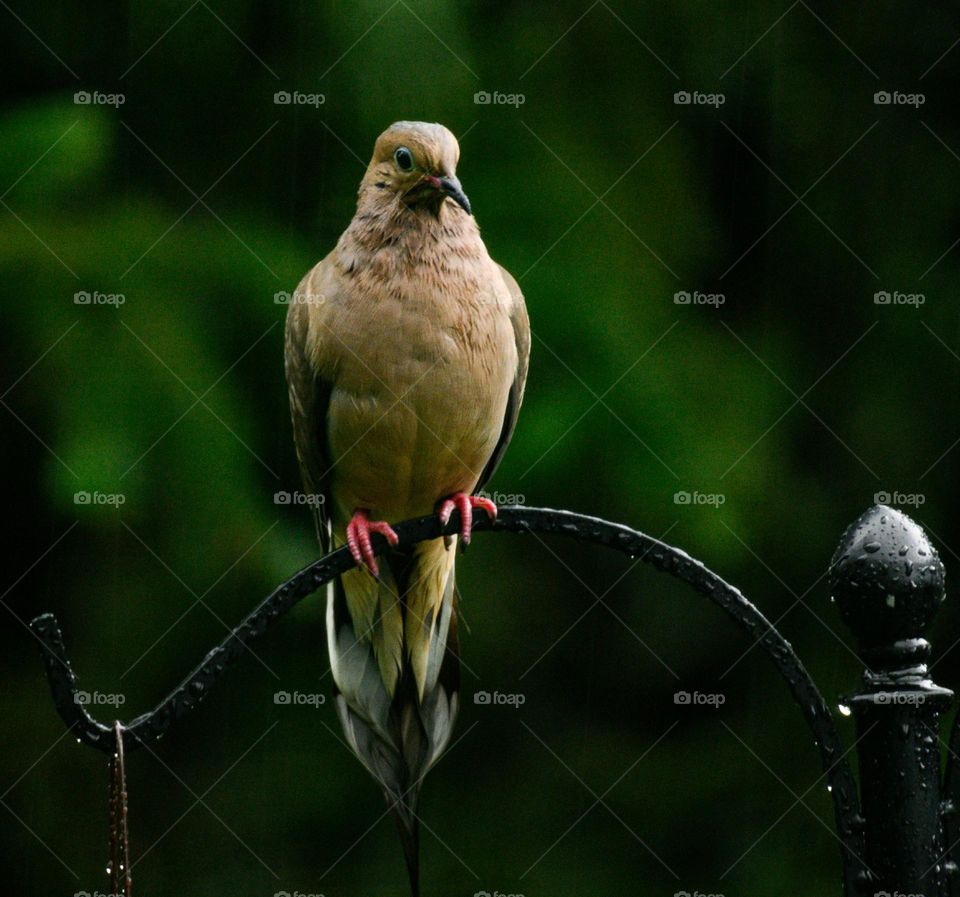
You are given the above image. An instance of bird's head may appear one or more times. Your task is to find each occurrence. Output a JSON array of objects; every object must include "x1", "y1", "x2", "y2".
[{"x1": 360, "y1": 121, "x2": 472, "y2": 217}]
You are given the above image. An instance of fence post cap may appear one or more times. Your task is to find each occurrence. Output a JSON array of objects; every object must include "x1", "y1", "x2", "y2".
[{"x1": 830, "y1": 504, "x2": 945, "y2": 649}]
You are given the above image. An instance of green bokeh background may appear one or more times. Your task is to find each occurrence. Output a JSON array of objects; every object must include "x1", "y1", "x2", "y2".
[{"x1": 3, "y1": 2, "x2": 960, "y2": 895}]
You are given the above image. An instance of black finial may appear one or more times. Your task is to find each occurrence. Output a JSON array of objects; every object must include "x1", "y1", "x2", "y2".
[{"x1": 830, "y1": 504, "x2": 945, "y2": 653}]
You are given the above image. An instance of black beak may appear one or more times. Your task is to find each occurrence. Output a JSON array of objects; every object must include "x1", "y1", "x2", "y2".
[{"x1": 434, "y1": 175, "x2": 472, "y2": 216}]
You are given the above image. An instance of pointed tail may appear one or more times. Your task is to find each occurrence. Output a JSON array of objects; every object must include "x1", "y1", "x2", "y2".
[
  {"x1": 388, "y1": 758, "x2": 421, "y2": 897},
  {"x1": 327, "y1": 545, "x2": 460, "y2": 896}
]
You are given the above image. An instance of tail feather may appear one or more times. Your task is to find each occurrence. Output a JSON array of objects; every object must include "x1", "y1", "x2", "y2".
[
  {"x1": 390, "y1": 792, "x2": 420, "y2": 897},
  {"x1": 333, "y1": 691, "x2": 422, "y2": 895},
  {"x1": 326, "y1": 579, "x2": 393, "y2": 745},
  {"x1": 326, "y1": 548, "x2": 461, "y2": 896},
  {"x1": 404, "y1": 540, "x2": 457, "y2": 700}
]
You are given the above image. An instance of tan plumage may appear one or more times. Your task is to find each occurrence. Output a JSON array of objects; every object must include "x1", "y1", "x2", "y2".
[{"x1": 284, "y1": 121, "x2": 529, "y2": 895}]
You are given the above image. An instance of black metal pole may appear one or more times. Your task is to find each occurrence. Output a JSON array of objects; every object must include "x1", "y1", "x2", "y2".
[{"x1": 831, "y1": 505, "x2": 952, "y2": 895}]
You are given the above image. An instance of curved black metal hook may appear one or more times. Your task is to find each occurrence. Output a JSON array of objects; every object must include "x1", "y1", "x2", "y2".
[{"x1": 29, "y1": 505, "x2": 865, "y2": 893}]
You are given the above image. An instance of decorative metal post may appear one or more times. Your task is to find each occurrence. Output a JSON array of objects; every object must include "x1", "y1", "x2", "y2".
[
  {"x1": 35, "y1": 504, "x2": 960, "y2": 895},
  {"x1": 831, "y1": 505, "x2": 952, "y2": 896}
]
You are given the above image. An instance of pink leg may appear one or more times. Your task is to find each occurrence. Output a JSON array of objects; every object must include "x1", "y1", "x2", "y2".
[
  {"x1": 437, "y1": 492, "x2": 498, "y2": 546},
  {"x1": 345, "y1": 510, "x2": 399, "y2": 578}
]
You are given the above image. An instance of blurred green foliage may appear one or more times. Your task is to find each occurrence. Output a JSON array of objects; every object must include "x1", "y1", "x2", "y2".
[{"x1": 3, "y1": 2, "x2": 960, "y2": 895}]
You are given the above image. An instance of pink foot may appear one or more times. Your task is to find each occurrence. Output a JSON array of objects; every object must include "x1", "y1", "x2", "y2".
[
  {"x1": 345, "y1": 510, "x2": 399, "y2": 578},
  {"x1": 437, "y1": 493, "x2": 498, "y2": 546}
]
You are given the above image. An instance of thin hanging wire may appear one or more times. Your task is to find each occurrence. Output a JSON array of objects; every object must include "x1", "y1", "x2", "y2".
[{"x1": 108, "y1": 721, "x2": 132, "y2": 897}]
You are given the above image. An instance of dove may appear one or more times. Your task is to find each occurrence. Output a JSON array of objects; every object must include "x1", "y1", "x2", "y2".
[{"x1": 284, "y1": 121, "x2": 530, "y2": 895}]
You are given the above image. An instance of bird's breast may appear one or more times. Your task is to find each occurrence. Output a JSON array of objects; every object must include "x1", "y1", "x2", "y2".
[{"x1": 325, "y1": 274, "x2": 516, "y2": 523}]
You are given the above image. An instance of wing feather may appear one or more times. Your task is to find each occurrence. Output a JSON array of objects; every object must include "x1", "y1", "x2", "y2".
[
  {"x1": 476, "y1": 263, "x2": 530, "y2": 492},
  {"x1": 284, "y1": 265, "x2": 334, "y2": 551}
]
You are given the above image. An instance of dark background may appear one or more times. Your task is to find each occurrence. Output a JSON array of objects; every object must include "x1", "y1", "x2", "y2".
[{"x1": 3, "y1": 2, "x2": 960, "y2": 895}]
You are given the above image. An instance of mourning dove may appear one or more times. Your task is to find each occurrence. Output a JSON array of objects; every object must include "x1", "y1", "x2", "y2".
[{"x1": 284, "y1": 121, "x2": 530, "y2": 895}]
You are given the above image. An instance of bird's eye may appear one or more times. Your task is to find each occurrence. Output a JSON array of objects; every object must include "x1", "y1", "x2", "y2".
[{"x1": 394, "y1": 147, "x2": 414, "y2": 172}]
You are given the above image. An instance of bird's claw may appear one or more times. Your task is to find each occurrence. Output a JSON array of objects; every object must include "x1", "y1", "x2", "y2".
[
  {"x1": 437, "y1": 493, "x2": 498, "y2": 548},
  {"x1": 346, "y1": 510, "x2": 399, "y2": 578}
]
